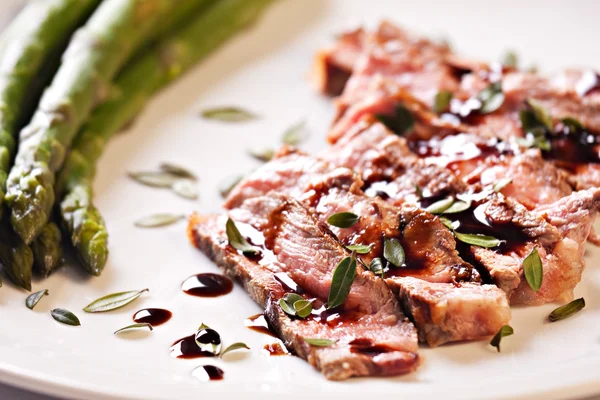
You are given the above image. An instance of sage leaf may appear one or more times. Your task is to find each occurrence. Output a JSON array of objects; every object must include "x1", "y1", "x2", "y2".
[
  {"x1": 220, "y1": 342, "x2": 250, "y2": 357},
  {"x1": 439, "y1": 216, "x2": 456, "y2": 231},
  {"x1": 523, "y1": 247, "x2": 543, "y2": 292},
  {"x1": 51, "y1": 308, "x2": 81, "y2": 326},
  {"x1": 128, "y1": 171, "x2": 179, "y2": 188},
  {"x1": 282, "y1": 120, "x2": 308, "y2": 146},
  {"x1": 172, "y1": 179, "x2": 198, "y2": 200},
  {"x1": 376, "y1": 104, "x2": 414, "y2": 136},
  {"x1": 114, "y1": 323, "x2": 153, "y2": 335},
  {"x1": 279, "y1": 298, "x2": 296, "y2": 316},
  {"x1": 134, "y1": 213, "x2": 183, "y2": 228},
  {"x1": 345, "y1": 244, "x2": 372, "y2": 254},
  {"x1": 369, "y1": 258, "x2": 384, "y2": 278},
  {"x1": 83, "y1": 289, "x2": 149, "y2": 313},
  {"x1": 443, "y1": 200, "x2": 471, "y2": 214},
  {"x1": 433, "y1": 91, "x2": 453, "y2": 113},
  {"x1": 425, "y1": 197, "x2": 454, "y2": 214},
  {"x1": 454, "y1": 232, "x2": 502, "y2": 248},
  {"x1": 478, "y1": 82, "x2": 505, "y2": 114},
  {"x1": 501, "y1": 51, "x2": 518, "y2": 68},
  {"x1": 248, "y1": 147, "x2": 275, "y2": 162},
  {"x1": 26, "y1": 289, "x2": 48, "y2": 310},
  {"x1": 383, "y1": 237, "x2": 405, "y2": 267},
  {"x1": 493, "y1": 178, "x2": 513, "y2": 193},
  {"x1": 201, "y1": 106, "x2": 257, "y2": 122},
  {"x1": 490, "y1": 325, "x2": 513, "y2": 352},
  {"x1": 160, "y1": 163, "x2": 197, "y2": 180},
  {"x1": 304, "y1": 338, "x2": 337, "y2": 347},
  {"x1": 293, "y1": 299, "x2": 314, "y2": 318},
  {"x1": 226, "y1": 218, "x2": 258, "y2": 255},
  {"x1": 219, "y1": 175, "x2": 243, "y2": 198},
  {"x1": 327, "y1": 256, "x2": 357, "y2": 309},
  {"x1": 548, "y1": 298, "x2": 585, "y2": 322},
  {"x1": 279, "y1": 293, "x2": 304, "y2": 317},
  {"x1": 327, "y1": 212, "x2": 360, "y2": 228},
  {"x1": 526, "y1": 99, "x2": 553, "y2": 130}
]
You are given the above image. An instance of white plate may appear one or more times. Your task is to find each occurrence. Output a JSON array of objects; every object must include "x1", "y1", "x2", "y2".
[{"x1": 1, "y1": 0, "x2": 600, "y2": 399}]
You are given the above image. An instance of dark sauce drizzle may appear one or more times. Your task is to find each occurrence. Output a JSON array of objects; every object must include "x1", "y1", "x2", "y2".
[
  {"x1": 349, "y1": 338, "x2": 395, "y2": 356},
  {"x1": 192, "y1": 365, "x2": 224, "y2": 381},
  {"x1": 262, "y1": 342, "x2": 288, "y2": 356},
  {"x1": 132, "y1": 308, "x2": 172, "y2": 326},
  {"x1": 182, "y1": 273, "x2": 233, "y2": 297},
  {"x1": 170, "y1": 334, "x2": 215, "y2": 359},
  {"x1": 244, "y1": 314, "x2": 277, "y2": 338}
]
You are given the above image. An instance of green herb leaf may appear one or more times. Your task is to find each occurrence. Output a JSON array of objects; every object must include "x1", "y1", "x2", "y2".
[
  {"x1": 523, "y1": 247, "x2": 543, "y2": 292},
  {"x1": 433, "y1": 91, "x2": 453, "y2": 113},
  {"x1": 443, "y1": 200, "x2": 471, "y2": 214},
  {"x1": 226, "y1": 218, "x2": 258, "y2": 256},
  {"x1": 369, "y1": 257, "x2": 384, "y2": 278},
  {"x1": 83, "y1": 289, "x2": 149, "y2": 313},
  {"x1": 548, "y1": 298, "x2": 585, "y2": 322},
  {"x1": 160, "y1": 163, "x2": 197, "y2": 180},
  {"x1": 526, "y1": 99, "x2": 553, "y2": 130},
  {"x1": 478, "y1": 82, "x2": 505, "y2": 114},
  {"x1": 134, "y1": 213, "x2": 184, "y2": 228},
  {"x1": 51, "y1": 308, "x2": 81, "y2": 326},
  {"x1": 454, "y1": 232, "x2": 502, "y2": 248},
  {"x1": 304, "y1": 338, "x2": 337, "y2": 347},
  {"x1": 561, "y1": 117, "x2": 583, "y2": 132},
  {"x1": 279, "y1": 293, "x2": 305, "y2": 317},
  {"x1": 327, "y1": 212, "x2": 360, "y2": 228},
  {"x1": 345, "y1": 244, "x2": 372, "y2": 254},
  {"x1": 281, "y1": 120, "x2": 308, "y2": 146},
  {"x1": 279, "y1": 298, "x2": 296, "y2": 316},
  {"x1": 248, "y1": 147, "x2": 275, "y2": 162},
  {"x1": 128, "y1": 171, "x2": 179, "y2": 188},
  {"x1": 439, "y1": 216, "x2": 456, "y2": 231},
  {"x1": 114, "y1": 323, "x2": 153, "y2": 335},
  {"x1": 415, "y1": 184, "x2": 423, "y2": 199},
  {"x1": 490, "y1": 325, "x2": 513, "y2": 352},
  {"x1": 493, "y1": 178, "x2": 513, "y2": 193},
  {"x1": 327, "y1": 256, "x2": 357, "y2": 309},
  {"x1": 219, "y1": 175, "x2": 243, "y2": 198},
  {"x1": 26, "y1": 289, "x2": 49, "y2": 310},
  {"x1": 425, "y1": 197, "x2": 454, "y2": 214},
  {"x1": 501, "y1": 51, "x2": 518, "y2": 68},
  {"x1": 293, "y1": 299, "x2": 314, "y2": 318},
  {"x1": 376, "y1": 104, "x2": 414, "y2": 136},
  {"x1": 172, "y1": 179, "x2": 198, "y2": 200},
  {"x1": 383, "y1": 237, "x2": 405, "y2": 267},
  {"x1": 220, "y1": 342, "x2": 250, "y2": 357},
  {"x1": 201, "y1": 106, "x2": 257, "y2": 122}
]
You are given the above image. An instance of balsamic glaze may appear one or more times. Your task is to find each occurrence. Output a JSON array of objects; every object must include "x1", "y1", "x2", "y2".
[
  {"x1": 244, "y1": 314, "x2": 277, "y2": 338},
  {"x1": 192, "y1": 365, "x2": 224, "y2": 381},
  {"x1": 546, "y1": 122, "x2": 600, "y2": 165},
  {"x1": 170, "y1": 334, "x2": 215, "y2": 359},
  {"x1": 132, "y1": 308, "x2": 172, "y2": 326},
  {"x1": 195, "y1": 327, "x2": 221, "y2": 354},
  {"x1": 182, "y1": 273, "x2": 233, "y2": 297},
  {"x1": 261, "y1": 342, "x2": 288, "y2": 356},
  {"x1": 349, "y1": 338, "x2": 394, "y2": 356}
]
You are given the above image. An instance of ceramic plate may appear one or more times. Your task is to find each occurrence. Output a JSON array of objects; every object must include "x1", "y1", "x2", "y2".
[{"x1": 1, "y1": 1, "x2": 599, "y2": 399}]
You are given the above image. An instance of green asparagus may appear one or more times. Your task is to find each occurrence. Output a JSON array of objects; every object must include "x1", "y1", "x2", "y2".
[
  {"x1": 31, "y1": 221, "x2": 63, "y2": 278},
  {"x1": 5, "y1": 0, "x2": 212, "y2": 245},
  {"x1": 56, "y1": 0, "x2": 274, "y2": 276},
  {"x1": 0, "y1": 219, "x2": 33, "y2": 290}
]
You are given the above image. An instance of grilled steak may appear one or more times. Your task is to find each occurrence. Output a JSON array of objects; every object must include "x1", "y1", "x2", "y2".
[
  {"x1": 189, "y1": 193, "x2": 419, "y2": 379},
  {"x1": 224, "y1": 151, "x2": 511, "y2": 346}
]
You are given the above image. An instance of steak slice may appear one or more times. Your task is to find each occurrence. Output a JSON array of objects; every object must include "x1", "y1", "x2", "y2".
[
  {"x1": 189, "y1": 193, "x2": 419, "y2": 379},
  {"x1": 224, "y1": 153, "x2": 511, "y2": 346}
]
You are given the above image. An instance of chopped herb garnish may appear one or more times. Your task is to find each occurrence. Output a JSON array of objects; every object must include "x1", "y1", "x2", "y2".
[
  {"x1": 279, "y1": 293, "x2": 305, "y2": 317},
  {"x1": 128, "y1": 171, "x2": 179, "y2": 188},
  {"x1": 501, "y1": 51, "x2": 518, "y2": 68},
  {"x1": 248, "y1": 147, "x2": 275, "y2": 162},
  {"x1": 282, "y1": 120, "x2": 308, "y2": 146},
  {"x1": 433, "y1": 91, "x2": 453, "y2": 113},
  {"x1": 443, "y1": 200, "x2": 471, "y2": 214},
  {"x1": 226, "y1": 218, "x2": 259, "y2": 256},
  {"x1": 220, "y1": 342, "x2": 250, "y2": 357},
  {"x1": 383, "y1": 237, "x2": 405, "y2": 267},
  {"x1": 548, "y1": 298, "x2": 585, "y2": 322},
  {"x1": 415, "y1": 184, "x2": 424, "y2": 199},
  {"x1": 425, "y1": 197, "x2": 454, "y2": 214},
  {"x1": 293, "y1": 299, "x2": 314, "y2": 318},
  {"x1": 327, "y1": 256, "x2": 357, "y2": 309},
  {"x1": 522, "y1": 247, "x2": 543, "y2": 292},
  {"x1": 345, "y1": 244, "x2": 372, "y2": 254},
  {"x1": 526, "y1": 99, "x2": 553, "y2": 130},
  {"x1": 369, "y1": 257, "x2": 384, "y2": 278},
  {"x1": 201, "y1": 106, "x2": 258, "y2": 122},
  {"x1": 159, "y1": 163, "x2": 197, "y2": 180},
  {"x1": 454, "y1": 232, "x2": 501, "y2": 248},
  {"x1": 114, "y1": 323, "x2": 153, "y2": 335},
  {"x1": 171, "y1": 179, "x2": 198, "y2": 200},
  {"x1": 439, "y1": 216, "x2": 456, "y2": 231},
  {"x1": 490, "y1": 325, "x2": 513, "y2": 352},
  {"x1": 304, "y1": 338, "x2": 337, "y2": 347},
  {"x1": 26, "y1": 289, "x2": 49, "y2": 310},
  {"x1": 83, "y1": 289, "x2": 149, "y2": 313},
  {"x1": 51, "y1": 308, "x2": 81, "y2": 326},
  {"x1": 376, "y1": 104, "x2": 414, "y2": 136},
  {"x1": 327, "y1": 212, "x2": 360, "y2": 228},
  {"x1": 478, "y1": 82, "x2": 505, "y2": 114},
  {"x1": 134, "y1": 213, "x2": 184, "y2": 228}
]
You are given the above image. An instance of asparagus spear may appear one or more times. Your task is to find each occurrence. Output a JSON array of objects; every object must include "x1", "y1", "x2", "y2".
[
  {"x1": 56, "y1": 0, "x2": 274, "y2": 276},
  {"x1": 5, "y1": 0, "x2": 212, "y2": 245},
  {"x1": 31, "y1": 221, "x2": 63, "y2": 278},
  {"x1": 0, "y1": 219, "x2": 33, "y2": 290}
]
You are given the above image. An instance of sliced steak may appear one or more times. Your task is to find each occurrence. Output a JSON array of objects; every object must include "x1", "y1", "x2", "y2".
[
  {"x1": 189, "y1": 194, "x2": 419, "y2": 379},
  {"x1": 223, "y1": 153, "x2": 511, "y2": 346}
]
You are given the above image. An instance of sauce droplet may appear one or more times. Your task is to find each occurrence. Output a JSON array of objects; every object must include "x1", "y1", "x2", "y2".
[
  {"x1": 132, "y1": 308, "x2": 172, "y2": 326},
  {"x1": 192, "y1": 365, "x2": 224, "y2": 381},
  {"x1": 182, "y1": 273, "x2": 233, "y2": 297},
  {"x1": 170, "y1": 334, "x2": 216, "y2": 359},
  {"x1": 244, "y1": 314, "x2": 277, "y2": 338},
  {"x1": 261, "y1": 342, "x2": 289, "y2": 356}
]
